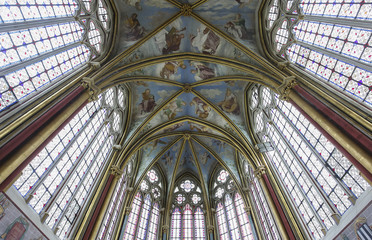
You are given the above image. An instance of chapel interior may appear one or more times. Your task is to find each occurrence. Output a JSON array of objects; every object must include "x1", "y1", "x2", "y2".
[{"x1": 0, "y1": 0, "x2": 371, "y2": 239}]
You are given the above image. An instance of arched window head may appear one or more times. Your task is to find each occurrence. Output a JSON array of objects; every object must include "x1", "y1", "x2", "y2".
[
  {"x1": 248, "y1": 84, "x2": 370, "y2": 238},
  {"x1": 98, "y1": 154, "x2": 136, "y2": 240},
  {"x1": 12, "y1": 86, "x2": 127, "y2": 239},
  {"x1": 170, "y1": 177, "x2": 206, "y2": 240},
  {"x1": 123, "y1": 167, "x2": 163, "y2": 240},
  {"x1": 263, "y1": 0, "x2": 372, "y2": 108},
  {"x1": 0, "y1": 0, "x2": 113, "y2": 113},
  {"x1": 212, "y1": 168, "x2": 255, "y2": 240}
]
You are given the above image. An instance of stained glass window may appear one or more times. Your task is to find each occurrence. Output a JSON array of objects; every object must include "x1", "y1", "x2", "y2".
[
  {"x1": 216, "y1": 203, "x2": 229, "y2": 240},
  {"x1": 170, "y1": 177, "x2": 206, "y2": 240},
  {"x1": 123, "y1": 192, "x2": 142, "y2": 240},
  {"x1": 12, "y1": 86, "x2": 127, "y2": 239},
  {"x1": 171, "y1": 208, "x2": 182, "y2": 240},
  {"x1": 98, "y1": 157, "x2": 134, "y2": 239},
  {"x1": 0, "y1": 0, "x2": 111, "y2": 112},
  {"x1": 241, "y1": 160, "x2": 280, "y2": 240},
  {"x1": 265, "y1": 0, "x2": 372, "y2": 107},
  {"x1": 248, "y1": 84, "x2": 370, "y2": 238},
  {"x1": 122, "y1": 167, "x2": 163, "y2": 240},
  {"x1": 194, "y1": 207, "x2": 205, "y2": 240},
  {"x1": 212, "y1": 169, "x2": 256, "y2": 240}
]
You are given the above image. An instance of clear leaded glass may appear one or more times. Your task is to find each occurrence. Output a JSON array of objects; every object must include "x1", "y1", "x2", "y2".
[
  {"x1": 248, "y1": 84, "x2": 370, "y2": 238},
  {"x1": 0, "y1": 0, "x2": 112, "y2": 112},
  {"x1": 13, "y1": 87, "x2": 126, "y2": 239},
  {"x1": 265, "y1": 0, "x2": 372, "y2": 107}
]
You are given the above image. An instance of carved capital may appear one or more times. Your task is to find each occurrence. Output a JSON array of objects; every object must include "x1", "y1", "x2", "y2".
[
  {"x1": 254, "y1": 165, "x2": 266, "y2": 179},
  {"x1": 125, "y1": 207, "x2": 132, "y2": 215},
  {"x1": 244, "y1": 206, "x2": 251, "y2": 213},
  {"x1": 207, "y1": 225, "x2": 214, "y2": 233},
  {"x1": 181, "y1": 4, "x2": 192, "y2": 16},
  {"x1": 82, "y1": 77, "x2": 101, "y2": 102},
  {"x1": 112, "y1": 144, "x2": 122, "y2": 150},
  {"x1": 162, "y1": 225, "x2": 169, "y2": 232},
  {"x1": 88, "y1": 61, "x2": 101, "y2": 70},
  {"x1": 277, "y1": 61, "x2": 289, "y2": 70},
  {"x1": 110, "y1": 165, "x2": 123, "y2": 178},
  {"x1": 276, "y1": 76, "x2": 297, "y2": 101}
]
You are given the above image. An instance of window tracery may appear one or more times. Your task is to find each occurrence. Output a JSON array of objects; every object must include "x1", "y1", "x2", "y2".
[
  {"x1": 264, "y1": 0, "x2": 372, "y2": 107},
  {"x1": 13, "y1": 86, "x2": 127, "y2": 239},
  {"x1": 170, "y1": 177, "x2": 206, "y2": 240},
  {"x1": 247, "y1": 84, "x2": 370, "y2": 238},
  {"x1": 212, "y1": 169, "x2": 255, "y2": 240},
  {"x1": 0, "y1": 0, "x2": 112, "y2": 112},
  {"x1": 122, "y1": 167, "x2": 163, "y2": 240}
]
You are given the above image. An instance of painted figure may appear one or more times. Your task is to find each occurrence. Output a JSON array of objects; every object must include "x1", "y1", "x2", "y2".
[
  {"x1": 190, "y1": 27, "x2": 220, "y2": 54},
  {"x1": 224, "y1": 14, "x2": 250, "y2": 40},
  {"x1": 161, "y1": 151, "x2": 173, "y2": 166},
  {"x1": 139, "y1": 89, "x2": 156, "y2": 114},
  {"x1": 146, "y1": 139, "x2": 167, "y2": 157},
  {"x1": 1, "y1": 216, "x2": 29, "y2": 240},
  {"x1": 162, "y1": 27, "x2": 187, "y2": 54},
  {"x1": 160, "y1": 61, "x2": 186, "y2": 79},
  {"x1": 218, "y1": 88, "x2": 240, "y2": 115},
  {"x1": 190, "y1": 61, "x2": 215, "y2": 81},
  {"x1": 235, "y1": 0, "x2": 254, "y2": 7},
  {"x1": 124, "y1": 13, "x2": 145, "y2": 41},
  {"x1": 189, "y1": 122, "x2": 210, "y2": 132},
  {"x1": 162, "y1": 98, "x2": 186, "y2": 120},
  {"x1": 125, "y1": 0, "x2": 142, "y2": 10},
  {"x1": 200, "y1": 152, "x2": 211, "y2": 165},
  {"x1": 190, "y1": 97, "x2": 211, "y2": 119}
]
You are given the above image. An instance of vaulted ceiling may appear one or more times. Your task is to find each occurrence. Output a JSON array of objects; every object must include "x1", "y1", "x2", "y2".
[{"x1": 99, "y1": 0, "x2": 282, "y2": 198}]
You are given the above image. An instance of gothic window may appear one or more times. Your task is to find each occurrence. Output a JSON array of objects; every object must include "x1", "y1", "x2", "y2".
[
  {"x1": 122, "y1": 167, "x2": 163, "y2": 240},
  {"x1": 12, "y1": 86, "x2": 127, "y2": 239},
  {"x1": 0, "y1": 0, "x2": 112, "y2": 112},
  {"x1": 212, "y1": 169, "x2": 255, "y2": 240},
  {"x1": 240, "y1": 158, "x2": 280, "y2": 240},
  {"x1": 247, "y1": 84, "x2": 370, "y2": 239},
  {"x1": 98, "y1": 154, "x2": 135, "y2": 239},
  {"x1": 170, "y1": 177, "x2": 206, "y2": 240},
  {"x1": 264, "y1": 0, "x2": 372, "y2": 107}
]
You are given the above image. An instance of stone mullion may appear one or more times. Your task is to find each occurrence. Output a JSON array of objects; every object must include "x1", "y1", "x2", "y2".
[
  {"x1": 41, "y1": 120, "x2": 107, "y2": 215},
  {"x1": 295, "y1": 39, "x2": 372, "y2": 73},
  {"x1": 0, "y1": 16, "x2": 76, "y2": 33},
  {"x1": 265, "y1": 128, "x2": 328, "y2": 233},
  {"x1": 250, "y1": 176, "x2": 278, "y2": 239},
  {"x1": 276, "y1": 106, "x2": 357, "y2": 204},
  {"x1": 0, "y1": 42, "x2": 82, "y2": 76},
  {"x1": 24, "y1": 107, "x2": 100, "y2": 201},
  {"x1": 52, "y1": 125, "x2": 110, "y2": 229},
  {"x1": 268, "y1": 118, "x2": 341, "y2": 224}
]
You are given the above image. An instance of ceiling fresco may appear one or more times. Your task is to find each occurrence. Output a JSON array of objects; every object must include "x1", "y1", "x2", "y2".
[{"x1": 112, "y1": 0, "x2": 264, "y2": 199}]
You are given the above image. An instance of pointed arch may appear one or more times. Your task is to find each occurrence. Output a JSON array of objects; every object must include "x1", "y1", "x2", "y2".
[
  {"x1": 122, "y1": 165, "x2": 164, "y2": 240},
  {"x1": 169, "y1": 174, "x2": 207, "y2": 240},
  {"x1": 246, "y1": 83, "x2": 371, "y2": 238},
  {"x1": 210, "y1": 167, "x2": 256, "y2": 240},
  {"x1": 0, "y1": 0, "x2": 114, "y2": 115}
]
